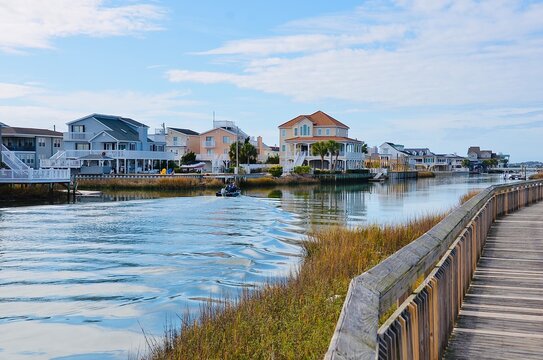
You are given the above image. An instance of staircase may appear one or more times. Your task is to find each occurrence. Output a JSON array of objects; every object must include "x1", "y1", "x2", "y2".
[{"x1": 1, "y1": 144, "x2": 30, "y2": 172}]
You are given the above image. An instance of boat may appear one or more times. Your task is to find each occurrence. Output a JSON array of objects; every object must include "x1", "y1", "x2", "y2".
[{"x1": 216, "y1": 184, "x2": 241, "y2": 197}]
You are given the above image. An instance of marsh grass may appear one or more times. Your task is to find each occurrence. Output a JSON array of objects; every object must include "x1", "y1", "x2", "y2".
[
  {"x1": 417, "y1": 171, "x2": 436, "y2": 178},
  {"x1": 77, "y1": 177, "x2": 223, "y2": 191},
  {"x1": 0, "y1": 183, "x2": 65, "y2": 202},
  {"x1": 529, "y1": 172, "x2": 543, "y2": 180},
  {"x1": 142, "y1": 191, "x2": 479, "y2": 360},
  {"x1": 240, "y1": 175, "x2": 319, "y2": 188}
]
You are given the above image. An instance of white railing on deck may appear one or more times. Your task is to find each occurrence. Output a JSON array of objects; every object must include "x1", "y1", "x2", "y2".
[
  {"x1": 1, "y1": 145, "x2": 30, "y2": 171},
  {"x1": 62, "y1": 150, "x2": 175, "y2": 161},
  {"x1": 0, "y1": 168, "x2": 70, "y2": 183},
  {"x1": 63, "y1": 132, "x2": 96, "y2": 141},
  {"x1": 40, "y1": 159, "x2": 81, "y2": 168}
]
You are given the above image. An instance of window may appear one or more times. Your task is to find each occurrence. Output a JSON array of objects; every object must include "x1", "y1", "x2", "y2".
[
  {"x1": 223, "y1": 136, "x2": 230, "y2": 144},
  {"x1": 326, "y1": 128, "x2": 330, "y2": 135},
  {"x1": 37, "y1": 137, "x2": 46, "y2": 147},
  {"x1": 207, "y1": 149, "x2": 213, "y2": 155},
  {"x1": 206, "y1": 136, "x2": 213, "y2": 141},
  {"x1": 75, "y1": 143, "x2": 90, "y2": 150},
  {"x1": 130, "y1": 143, "x2": 136, "y2": 150},
  {"x1": 294, "y1": 128, "x2": 298, "y2": 136},
  {"x1": 53, "y1": 139, "x2": 61, "y2": 148},
  {"x1": 281, "y1": 129, "x2": 286, "y2": 137},
  {"x1": 72, "y1": 125, "x2": 85, "y2": 133},
  {"x1": 282, "y1": 145, "x2": 286, "y2": 152},
  {"x1": 318, "y1": 128, "x2": 322, "y2": 135}
]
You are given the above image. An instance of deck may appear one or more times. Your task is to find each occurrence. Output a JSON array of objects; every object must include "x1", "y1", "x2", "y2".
[{"x1": 444, "y1": 201, "x2": 543, "y2": 359}]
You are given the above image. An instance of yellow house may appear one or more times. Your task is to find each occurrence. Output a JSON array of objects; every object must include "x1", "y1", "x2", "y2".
[{"x1": 278, "y1": 111, "x2": 365, "y2": 171}]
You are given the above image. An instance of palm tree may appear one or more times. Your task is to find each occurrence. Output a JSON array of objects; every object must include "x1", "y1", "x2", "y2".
[
  {"x1": 311, "y1": 141, "x2": 329, "y2": 170},
  {"x1": 327, "y1": 140, "x2": 341, "y2": 171}
]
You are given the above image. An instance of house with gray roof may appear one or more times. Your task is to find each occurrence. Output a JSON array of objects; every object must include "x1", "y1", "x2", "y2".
[
  {"x1": 41, "y1": 114, "x2": 174, "y2": 174},
  {"x1": 165, "y1": 127, "x2": 200, "y2": 164},
  {"x1": 1, "y1": 125, "x2": 63, "y2": 169}
]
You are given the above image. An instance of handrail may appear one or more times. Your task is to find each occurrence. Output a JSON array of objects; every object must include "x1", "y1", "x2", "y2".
[{"x1": 326, "y1": 180, "x2": 543, "y2": 360}]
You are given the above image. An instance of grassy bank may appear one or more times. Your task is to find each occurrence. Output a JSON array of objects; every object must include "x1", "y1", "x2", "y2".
[
  {"x1": 239, "y1": 175, "x2": 319, "y2": 188},
  {"x1": 77, "y1": 177, "x2": 223, "y2": 191},
  {"x1": 529, "y1": 172, "x2": 543, "y2": 180},
  {"x1": 0, "y1": 184, "x2": 66, "y2": 204},
  {"x1": 417, "y1": 171, "x2": 436, "y2": 178},
  {"x1": 143, "y1": 192, "x2": 478, "y2": 359}
]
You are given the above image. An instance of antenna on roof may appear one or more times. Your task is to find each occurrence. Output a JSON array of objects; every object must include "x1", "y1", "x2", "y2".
[{"x1": 213, "y1": 111, "x2": 215, "y2": 125}]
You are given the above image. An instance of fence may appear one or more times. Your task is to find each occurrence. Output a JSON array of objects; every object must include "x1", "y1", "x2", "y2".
[{"x1": 326, "y1": 180, "x2": 543, "y2": 360}]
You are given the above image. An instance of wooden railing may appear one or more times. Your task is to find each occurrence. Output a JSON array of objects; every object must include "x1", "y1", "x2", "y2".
[{"x1": 325, "y1": 180, "x2": 543, "y2": 360}]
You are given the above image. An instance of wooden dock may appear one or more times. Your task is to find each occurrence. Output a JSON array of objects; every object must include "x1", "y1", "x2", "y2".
[{"x1": 444, "y1": 201, "x2": 543, "y2": 359}]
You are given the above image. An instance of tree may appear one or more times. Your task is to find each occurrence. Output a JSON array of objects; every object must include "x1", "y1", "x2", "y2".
[
  {"x1": 461, "y1": 159, "x2": 471, "y2": 169},
  {"x1": 181, "y1": 151, "x2": 196, "y2": 165},
  {"x1": 311, "y1": 141, "x2": 329, "y2": 170},
  {"x1": 361, "y1": 142, "x2": 368, "y2": 155},
  {"x1": 229, "y1": 137, "x2": 257, "y2": 166},
  {"x1": 265, "y1": 154, "x2": 280, "y2": 164},
  {"x1": 327, "y1": 140, "x2": 341, "y2": 171}
]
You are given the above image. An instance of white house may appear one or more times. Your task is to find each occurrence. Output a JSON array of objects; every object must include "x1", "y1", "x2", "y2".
[{"x1": 41, "y1": 114, "x2": 174, "y2": 174}]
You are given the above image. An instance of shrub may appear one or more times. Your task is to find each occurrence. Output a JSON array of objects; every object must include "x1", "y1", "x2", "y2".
[
  {"x1": 293, "y1": 165, "x2": 311, "y2": 175},
  {"x1": 265, "y1": 154, "x2": 280, "y2": 164},
  {"x1": 268, "y1": 165, "x2": 283, "y2": 177}
]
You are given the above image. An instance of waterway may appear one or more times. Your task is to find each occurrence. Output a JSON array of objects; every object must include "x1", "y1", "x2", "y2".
[{"x1": 0, "y1": 174, "x2": 505, "y2": 359}]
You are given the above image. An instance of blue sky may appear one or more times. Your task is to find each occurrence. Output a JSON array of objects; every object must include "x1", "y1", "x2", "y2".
[{"x1": 1, "y1": 0, "x2": 542, "y2": 162}]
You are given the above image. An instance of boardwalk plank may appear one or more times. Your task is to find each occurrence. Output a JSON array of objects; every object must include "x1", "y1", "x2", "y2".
[{"x1": 443, "y1": 202, "x2": 543, "y2": 359}]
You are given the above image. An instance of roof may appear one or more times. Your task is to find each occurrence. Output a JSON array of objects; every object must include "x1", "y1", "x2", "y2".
[
  {"x1": 78, "y1": 154, "x2": 113, "y2": 160},
  {"x1": 1, "y1": 126, "x2": 62, "y2": 137},
  {"x1": 199, "y1": 127, "x2": 238, "y2": 137},
  {"x1": 169, "y1": 127, "x2": 199, "y2": 136},
  {"x1": 284, "y1": 136, "x2": 362, "y2": 143},
  {"x1": 382, "y1": 142, "x2": 411, "y2": 155},
  {"x1": 93, "y1": 118, "x2": 140, "y2": 142},
  {"x1": 278, "y1": 111, "x2": 349, "y2": 129},
  {"x1": 67, "y1": 113, "x2": 149, "y2": 128},
  {"x1": 468, "y1": 146, "x2": 481, "y2": 155}
]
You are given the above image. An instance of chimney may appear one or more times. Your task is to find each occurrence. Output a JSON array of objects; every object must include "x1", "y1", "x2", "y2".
[{"x1": 257, "y1": 136, "x2": 263, "y2": 155}]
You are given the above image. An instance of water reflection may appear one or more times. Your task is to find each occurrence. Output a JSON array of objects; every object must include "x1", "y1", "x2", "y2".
[{"x1": 0, "y1": 174, "x2": 506, "y2": 359}]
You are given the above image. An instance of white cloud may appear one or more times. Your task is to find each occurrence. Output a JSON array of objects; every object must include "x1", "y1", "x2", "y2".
[
  {"x1": 0, "y1": 87, "x2": 210, "y2": 131},
  {"x1": 0, "y1": 0, "x2": 164, "y2": 52},
  {"x1": 0, "y1": 82, "x2": 43, "y2": 99},
  {"x1": 167, "y1": 1, "x2": 543, "y2": 107}
]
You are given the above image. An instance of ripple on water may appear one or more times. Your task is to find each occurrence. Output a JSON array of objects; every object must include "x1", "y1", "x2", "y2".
[{"x1": 0, "y1": 195, "x2": 305, "y2": 360}]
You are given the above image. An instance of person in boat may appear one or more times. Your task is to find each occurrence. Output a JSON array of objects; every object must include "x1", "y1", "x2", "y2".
[{"x1": 225, "y1": 182, "x2": 238, "y2": 193}]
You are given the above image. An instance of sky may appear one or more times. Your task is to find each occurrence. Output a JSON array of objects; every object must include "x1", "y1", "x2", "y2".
[{"x1": 0, "y1": 0, "x2": 542, "y2": 162}]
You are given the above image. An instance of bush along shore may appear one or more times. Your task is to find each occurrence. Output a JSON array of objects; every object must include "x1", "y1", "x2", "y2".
[{"x1": 142, "y1": 191, "x2": 480, "y2": 360}]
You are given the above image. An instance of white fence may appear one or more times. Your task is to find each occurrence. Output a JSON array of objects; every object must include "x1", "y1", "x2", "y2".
[{"x1": 0, "y1": 168, "x2": 70, "y2": 183}]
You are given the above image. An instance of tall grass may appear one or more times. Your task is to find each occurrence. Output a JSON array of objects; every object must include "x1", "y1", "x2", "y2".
[
  {"x1": 417, "y1": 171, "x2": 436, "y2": 178},
  {"x1": 529, "y1": 172, "x2": 543, "y2": 180},
  {"x1": 0, "y1": 184, "x2": 65, "y2": 202},
  {"x1": 240, "y1": 175, "x2": 319, "y2": 188},
  {"x1": 142, "y1": 191, "x2": 479, "y2": 359},
  {"x1": 77, "y1": 177, "x2": 223, "y2": 191}
]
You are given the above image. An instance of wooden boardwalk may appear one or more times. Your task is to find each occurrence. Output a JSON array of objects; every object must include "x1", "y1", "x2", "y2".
[{"x1": 444, "y1": 201, "x2": 543, "y2": 359}]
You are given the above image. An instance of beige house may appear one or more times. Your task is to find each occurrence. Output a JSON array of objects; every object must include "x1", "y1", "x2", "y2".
[
  {"x1": 196, "y1": 122, "x2": 245, "y2": 172},
  {"x1": 278, "y1": 111, "x2": 365, "y2": 172},
  {"x1": 165, "y1": 127, "x2": 200, "y2": 164}
]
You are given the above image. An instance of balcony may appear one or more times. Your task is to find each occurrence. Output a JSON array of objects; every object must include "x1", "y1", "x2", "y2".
[
  {"x1": 204, "y1": 140, "x2": 216, "y2": 148},
  {"x1": 64, "y1": 132, "x2": 95, "y2": 141}
]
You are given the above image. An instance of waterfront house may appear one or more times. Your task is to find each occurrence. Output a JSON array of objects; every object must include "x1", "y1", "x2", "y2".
[
  {"x1": 165, "y1": 127, "x2": 200, "y2": 164},
  {"x1": 278, "y1": 111, "x2": 365, "y2": 172},
  {"x1": 378, "y1": 142, "x2": 411, "y2": 170},
  {"x1": 196, "y1": 120, "x2": 247, "y2": 173},
  {"x1": 467, "y1": 146, "x2": 510, "y2": 170},
  {"x1": 1, "y1": 126, "x2": 63, "y2": 169},
  {"x1": 41, "y1": 114, "x2": 174, "y2": 174}
]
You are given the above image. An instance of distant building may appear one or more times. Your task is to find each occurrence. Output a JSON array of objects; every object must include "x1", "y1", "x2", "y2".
[
  {"x1": 278, "y1": 111, "x2": 365, "y2": 171},
  {"x1": 41, "y1": 114, "x2": 173, "y2": 174},
  {"x1": 378, "y1": 142, "x2": 410, "y2": 170},
  {"x1": 165, "y1": 127, "x2": 200, "y2": 163},
  {"x1": 1, "y1": 126, "x2": 62, "y2": 169},
  {"x1": 467, "y1": 146, "x2": 509, "y2": 169}
]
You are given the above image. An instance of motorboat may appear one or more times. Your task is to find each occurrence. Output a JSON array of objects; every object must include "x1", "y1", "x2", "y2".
[{"x1": 216, "y1": 185, "x2": 241, "y2": 197}]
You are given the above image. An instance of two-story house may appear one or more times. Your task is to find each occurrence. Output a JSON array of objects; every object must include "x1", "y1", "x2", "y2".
[
  {"x1": 41, "y1": 114, "x2": 174, "y2": 174},
  {"x1": 197, "y1": 120, "x2": 247, "y2": 173},
  {"x1": 278, "y1": 111, "x2": 365, "y2": 172},
  {"x1": 378, "y1": 142, "x2": 411, "y2": 170},
  {"x1": 1, "y1": 126, "x2": 63, "y2": 169},
  {"x1": 165, "y1": 127, "x2": 200, "y2": 164}
]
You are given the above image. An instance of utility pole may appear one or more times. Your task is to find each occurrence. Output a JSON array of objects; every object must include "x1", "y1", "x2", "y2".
[{"x1": 235, "y1": 122, "x2": 239, "y2": 175}]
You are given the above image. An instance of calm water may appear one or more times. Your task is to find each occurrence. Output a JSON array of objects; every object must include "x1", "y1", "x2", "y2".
[{"x1": 0, "y1": 174, "x2": 505, "y2": 359}]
